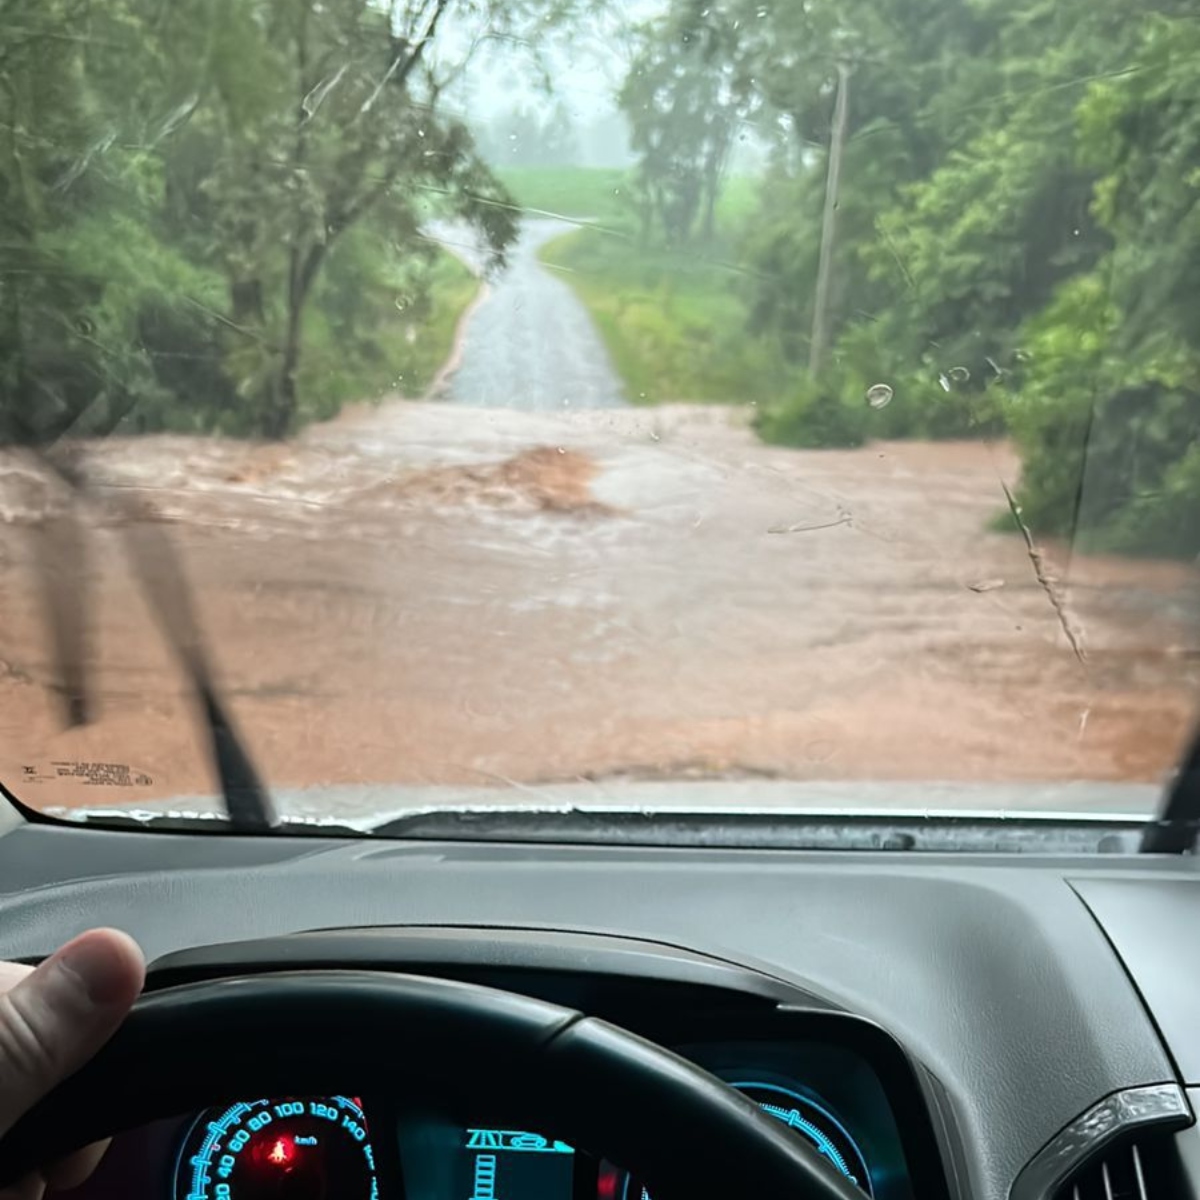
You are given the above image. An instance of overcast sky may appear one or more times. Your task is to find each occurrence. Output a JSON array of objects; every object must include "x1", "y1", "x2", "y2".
[{"x1": 439, "y1": 0, "x2": 666, "y2": 124}]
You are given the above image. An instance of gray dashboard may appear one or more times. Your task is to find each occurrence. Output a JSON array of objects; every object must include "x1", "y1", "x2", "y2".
[{"x1": 1, "y1": 819, "x2": 1199, "y2": 1200}]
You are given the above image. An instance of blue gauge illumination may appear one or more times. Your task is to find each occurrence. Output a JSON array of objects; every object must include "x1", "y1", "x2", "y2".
[
  {"x1": 605, "y1": 1079, "x2": 873, "y2": 1200},
  {"x1": 732, "y1": 1081, "x2": 873, "y2": 1195},
  {"x1": 174, "y1": 1095, "x2": 378, "y2": 1200}
]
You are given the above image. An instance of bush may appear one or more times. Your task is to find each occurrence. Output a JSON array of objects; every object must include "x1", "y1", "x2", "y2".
[
  {"x1": 755, "y1": 372, "x2": 870, "y2": 449},
  {"x1": 829, "y1": 324, "x2": 1008, "y2": 441}
]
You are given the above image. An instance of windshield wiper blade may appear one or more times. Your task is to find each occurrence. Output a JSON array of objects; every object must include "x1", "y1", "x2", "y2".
[
  {"x1": 115, "y1": 509, "x2": 279, "y2": 831},
  {"x1": 29, "y1": 449, "x2": 279, "y2": 833},
  {"x1": 1140, "y1": 724, "x2": 1200, "y2": 853},
  {"x1": 29, "y1": 500, "x2": 92, "y2": 728}
]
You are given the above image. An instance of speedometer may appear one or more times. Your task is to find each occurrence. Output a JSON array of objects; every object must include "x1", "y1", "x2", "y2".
[
  {"x1": 174, "y1": 1096, "x2": 378, "y2": 1200},
  {"x1": 732, "y1": 1081, "x2": 873, "y2": 1194},
  {"x1": 598, "y1": 1080, "x2": 873, "y2": 1199}
]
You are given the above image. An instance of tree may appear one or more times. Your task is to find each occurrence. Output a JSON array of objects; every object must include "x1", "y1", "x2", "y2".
[
  {"x1": 0, "y1": 0, "x2": 228, "y2": 442},
  {"x1": 619, "y1": 4, "x2": 742, "y2": 245},
  {"x1": 1007, "y1": 10, "x2": 1200, "y2": 555},
  {"x1": 2, "y1": 0, "x2": 577, "y2": 442},
  {"x1": 151, "y1": 0, "x2": 528, "y2": 437}
]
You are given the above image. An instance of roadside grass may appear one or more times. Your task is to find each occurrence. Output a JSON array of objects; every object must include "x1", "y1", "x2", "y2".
[
  {"x1": 505, "y1": 166, "x2": 783, "y2": 404},
  {"x1": 541, "y1": 229, "x2": 784, "y2": 404},
  {"x1": 298, "y1": 248, "x2": 478, "y2": 420},
  {"x1": 538, "y1": 218, "x2": 787, "y2": 403},
  {"x1": 392, "y1": 251, "x2": 480, "y2": 395}
]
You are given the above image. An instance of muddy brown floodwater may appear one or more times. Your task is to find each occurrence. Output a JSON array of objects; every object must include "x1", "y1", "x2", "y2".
[{"x1": 1, "y1": 399, "x2": 1198, "y2": 818}]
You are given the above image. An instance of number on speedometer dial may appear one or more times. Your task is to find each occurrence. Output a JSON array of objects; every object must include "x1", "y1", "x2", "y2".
[{"x1": 174, "y1": 1096, "x2": 378, "y2": 1200}]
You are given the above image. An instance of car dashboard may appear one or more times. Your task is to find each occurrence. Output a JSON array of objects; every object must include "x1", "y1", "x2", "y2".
[
  {"x1": 61, "y1": 935, "x2": 934, "y2": 1200},
  {"x1": 3, "y1": 819, "x2": 1200, "y2": 1200}
]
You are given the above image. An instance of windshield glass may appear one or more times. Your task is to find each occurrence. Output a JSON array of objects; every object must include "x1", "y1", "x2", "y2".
[{"x1": 1, "y1": 0, "x2": 1197, "y2": 830}]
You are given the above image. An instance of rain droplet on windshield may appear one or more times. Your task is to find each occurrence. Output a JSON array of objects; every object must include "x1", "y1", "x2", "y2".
[{"x1": 866, "y1": 383, "x2": 893, "y2": 409}]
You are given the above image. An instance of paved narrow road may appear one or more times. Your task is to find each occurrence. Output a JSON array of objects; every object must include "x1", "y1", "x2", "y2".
[{"x1": 441, "y1": 218, "x2": 626, "y2": 410}]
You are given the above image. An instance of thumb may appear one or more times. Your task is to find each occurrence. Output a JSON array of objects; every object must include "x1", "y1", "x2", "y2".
[{"x1": 0, "y1": 929, "x2": 144, "y2": 1138}]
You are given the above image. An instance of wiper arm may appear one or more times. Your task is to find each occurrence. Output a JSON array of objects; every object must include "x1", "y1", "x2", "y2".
[
  {"x1": 1140, "y1": 723, "x2": 1200, "y2": 853},
  {"x1": 29, "y1": 449, "x2": 279, "y2": 833}
]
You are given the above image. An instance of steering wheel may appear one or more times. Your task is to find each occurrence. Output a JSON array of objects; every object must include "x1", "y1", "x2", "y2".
[{"x1": 0, "y1": 971, "x2": 863, "y2": 1199}]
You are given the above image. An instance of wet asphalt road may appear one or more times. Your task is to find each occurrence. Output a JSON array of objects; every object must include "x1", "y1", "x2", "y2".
[{"x1": 442, "y1": 218, "x2": 626, "y2": 410}]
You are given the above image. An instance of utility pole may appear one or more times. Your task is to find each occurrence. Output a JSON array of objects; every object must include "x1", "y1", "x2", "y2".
[{"x1": 809, "y1": 61, "x2": 851, "y2": 377}]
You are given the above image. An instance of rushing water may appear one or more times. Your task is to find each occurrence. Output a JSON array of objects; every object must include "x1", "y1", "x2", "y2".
[{"x1": 1, "y1": 399, "x2": 1196, "y2": 814}]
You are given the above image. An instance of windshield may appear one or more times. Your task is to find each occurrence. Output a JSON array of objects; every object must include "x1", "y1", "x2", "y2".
[{"x1": 1, "y1": 0, "x2": 1197, "y2": 832}]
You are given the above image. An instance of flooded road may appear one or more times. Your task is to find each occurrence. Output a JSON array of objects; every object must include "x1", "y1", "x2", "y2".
[{"x1": 1, "y1": 241, "x2": 1198, "y2": 821}]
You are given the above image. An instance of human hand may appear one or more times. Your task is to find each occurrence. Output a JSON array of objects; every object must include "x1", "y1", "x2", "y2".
[{"x1": 0, "y1": 930, "x2": 145, "y2": 1199}]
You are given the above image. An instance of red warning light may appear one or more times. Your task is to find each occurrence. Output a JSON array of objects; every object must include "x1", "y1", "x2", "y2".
[{"x1": 265, "y1": 1136, "x2": 295, "y2": 1167}]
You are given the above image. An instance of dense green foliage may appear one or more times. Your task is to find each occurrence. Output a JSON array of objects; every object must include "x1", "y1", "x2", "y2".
[
  {"x1": 0, "y1": 0, "x2": 570, "y2": 442},
  {"x1": 613, "y1": 0, "x2": 1200, "y2": 553}
]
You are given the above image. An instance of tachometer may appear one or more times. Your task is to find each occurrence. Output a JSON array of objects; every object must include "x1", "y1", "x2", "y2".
[
  {"x1": 598, "y1": 1080, "x2": 872, "y2": 1199},
  {"x1": 174, "y1": 1096, "x2": 378, "y2": 1200}
]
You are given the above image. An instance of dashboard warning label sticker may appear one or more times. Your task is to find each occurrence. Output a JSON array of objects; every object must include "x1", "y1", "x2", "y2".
[{"x1": 16, "y1": 761, "x2": 154, "y2": 788}]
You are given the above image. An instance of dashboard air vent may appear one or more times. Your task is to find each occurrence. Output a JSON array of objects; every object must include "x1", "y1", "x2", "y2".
[
  {"x1": 1054, "y1": 1134, "x2": 1185, "y2": 1200},
  {"x1": 1062, "y1": 1142, "x2": 1150, "y2": 1200}
]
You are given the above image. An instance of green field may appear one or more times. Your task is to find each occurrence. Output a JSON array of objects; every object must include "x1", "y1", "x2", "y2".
[
  {"x1": 500, "y1": 165, "x2": 759, "y2": 234},
  {"x1": 498, "y1": 167, "x2": 633, "y2": 223}
]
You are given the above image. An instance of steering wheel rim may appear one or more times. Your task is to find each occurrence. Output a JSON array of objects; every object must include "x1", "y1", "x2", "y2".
[{"x1": 0, "y1": 970, "x2": 863, "y2": 1200}]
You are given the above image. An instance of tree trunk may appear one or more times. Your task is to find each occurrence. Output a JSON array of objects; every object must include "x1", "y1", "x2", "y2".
[
  {"x1": 230, "y1": 279, "x2": 265, "y2": 326},
  {"x1": 262, "y1": 243, "x2": 325, "y2": 440},
  {"x1": 264, "y1": 364, "x2": 298, "y2": 442},
  {"x1": 263, "y1": 297, "x2": 304, "y2": 441}
]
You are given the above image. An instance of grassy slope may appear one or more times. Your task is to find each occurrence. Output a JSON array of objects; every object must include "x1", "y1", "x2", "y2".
[
  {"x1": 510, "y1": 166, "x2": 782, "y2": 404},
  {"x1": 394, "y1": 251, "x2": 479, "y2": 396},
  {"x1": 540, "y1": 231, "x2": 782, "y2": 404}
]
